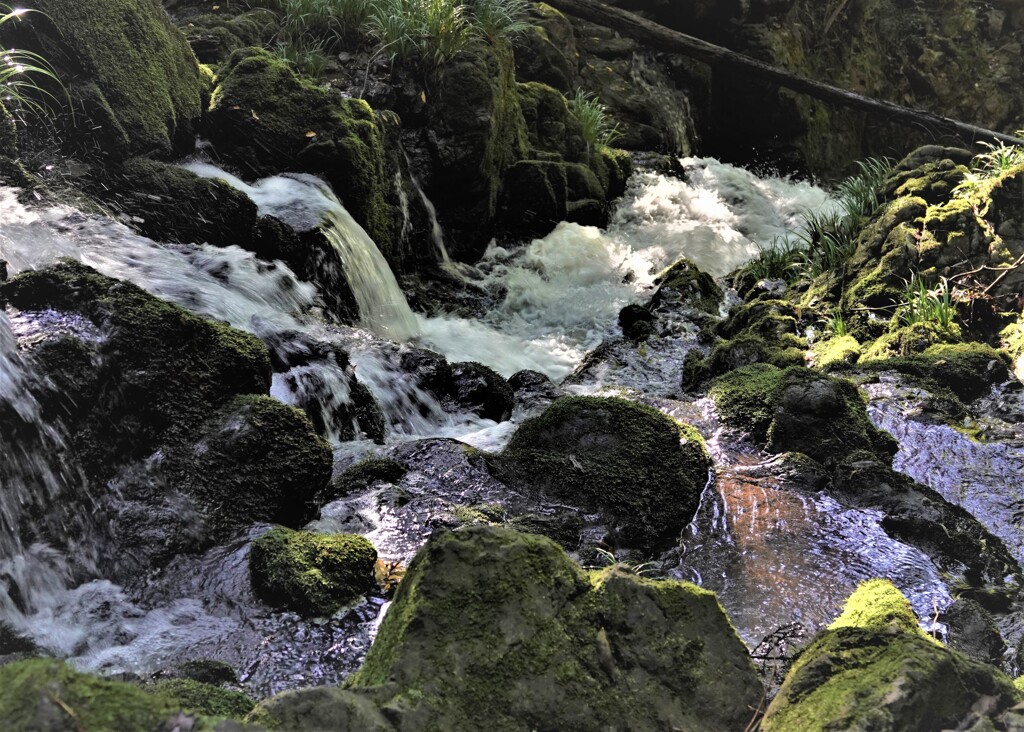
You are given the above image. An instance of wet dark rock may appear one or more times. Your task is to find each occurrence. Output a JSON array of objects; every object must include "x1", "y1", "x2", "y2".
[
  {"x1": 489, "y1": 396, "x2": 711, "y2": 548},
  {"x1": 256, "y1": 526, "x2": 761, "y2": 732},
  {"x1": 330, "y1": 457, "x2": 409, "y2": 499},
  {"x1": 102, "y1": 158, "x2": 258, "y2": 249},
  {"x1": 618, "y1": 303, "x2": 654, "y2": 341},
  {"x1": 833, "y1": 452, "x2": 1020, "y2": 591},
  {"x1": 941, "y1": 598, "x2": 1006, "y2": 667},
  {"x1": 449, "y1": 361, "x2": 515, "y2": 422},
  {"x1": 762, "y1": 580, "x2": 1019, "y2": 732},
  {"x1": 508, "y1": 369, "x2": 563, "y2": 412},
  {"x1": 399, "y1": 347, "x2": 454, "y2": 402},
  {"x1": 174, "y1": 659, "x2": 239, "y2": 686},
  {"x1": 0, "y1": 623, "x2": 37, "y2": 657},
  {"x1": 249, "y1": 527, "x2": 377, "y2": 617}
]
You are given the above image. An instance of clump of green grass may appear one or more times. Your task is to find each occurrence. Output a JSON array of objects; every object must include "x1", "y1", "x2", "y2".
[
  {"x1": 0, "y1": 5, "x2": 64, "y2": 122},
  {"x1": 747, "y1": 235, "x2": 803, "y2": 281},
  {"x1": 569, "y1": 89, "x2": 622, "y2": 148},
  {"x1": 466, "y1": 0, "x2": 531, "y2": 45},
  {"x1": 953, "y1": 134, "x2": 1024, "y2": 207},
  {"x1": 898, "y1": 274, "x2": 956, "y2": 328},
  {"x1": 368, "y1": 0, "x2": 472, "y2": 67}
]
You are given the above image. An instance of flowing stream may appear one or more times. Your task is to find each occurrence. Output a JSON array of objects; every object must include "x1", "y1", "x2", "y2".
[{"x1": 0, "y1": 158, "x2": 961, "y2": 692}]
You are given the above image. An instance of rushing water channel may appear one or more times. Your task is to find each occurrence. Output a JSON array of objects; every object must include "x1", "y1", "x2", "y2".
[{"x1": 0, "y1": 158, "x2": 964, "y2": 693}]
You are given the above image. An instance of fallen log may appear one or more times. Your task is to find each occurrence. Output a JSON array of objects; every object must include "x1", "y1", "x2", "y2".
[{"x1": 544, "y1": 0, "x2": 1024, "y2": 148}]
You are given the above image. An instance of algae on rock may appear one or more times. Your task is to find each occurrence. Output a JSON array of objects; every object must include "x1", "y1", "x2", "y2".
[{"x1": 761, "y1": 580, "x2": 1021, "y2": 731}]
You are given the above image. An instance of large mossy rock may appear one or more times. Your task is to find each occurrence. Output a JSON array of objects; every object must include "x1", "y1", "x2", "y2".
[
  {"x1": 249, "y1": 527, "x2": 377, "y2": 617},
  {"x1": 761, "y1": 580, "x2": 1021, "y2": 731},
  {"x1": 333, "y1": 526, "x2": 760, "y2": 732},
  {"x1": 167, "y1": 395, "x2": 333, "y2": 534},
  {"x1": 0, "y1": 0, "x2": 205, "y2": 160},
  {"x1": 709, "y1": 365, "x2": 897, "y2": 465},
  {"x1": 0, "y1": 261, "x2": 270, "y2": 477},
  {"x1": 0, "y1": 659, "x2": 254, "y2": 731},
  {"x1": 206, "y1": 47, "x2": 397, "y2": 252},
  {"x1": 489, "y1": 396, "x2": 711, "y2": 548}
]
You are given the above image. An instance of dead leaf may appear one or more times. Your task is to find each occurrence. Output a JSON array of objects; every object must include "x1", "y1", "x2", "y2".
[{"x1": 305, "y1": 130, "x2": 317, "y2": 137}]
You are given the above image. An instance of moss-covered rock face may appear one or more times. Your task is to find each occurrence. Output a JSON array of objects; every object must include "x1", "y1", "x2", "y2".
[
  {"x1": 206, "y1": 47, "x2": 397, "y2": 251},
  {"x1": 761, "y1": 580, "x2": 1020, "y2": 732},
  {"x1": 329, "y1": 456, "x2": 409, "y2": 500},
  {"x1": 168, "y1": 395, "x2": 333, "y2": 534},
  {"x1": 0, "y1": 659, "x2": 203, "y2": 731},
  {"x1": 0, "y1": 0, "x2": 205, "y2": 160},
  {"x1": 860, "y1": 341, "x2": 1011, "y2": 403},
  {"x1": 149, "y1": 679, "x2": 255, "y2": 720},
  {"x1": 338, "y1": 525, "x2": 761, "y2": 732},
  {"x1": 709, "y1": 365, "x2": 896, "y2": 465},
  {"x1": 1, "y1": 261, "x2": 270, "y2": 478},
  {"x1": 489, "y1": 396, "x2": 711, "y2": 548},
  {"x1": 249, "y1": 527, "x2": 377, "y2": 617},
  {"x1": 651, "y1": 258, "x2": 724, "y2": 314}
]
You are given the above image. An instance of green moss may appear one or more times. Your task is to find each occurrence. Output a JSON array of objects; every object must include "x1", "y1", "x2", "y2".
[
  {"x1": 861, "y1": 321, "x2": 962, "y2": 361},
  {"x1": 710, "y1": 365, "x2": 896, "y2": 464},
  {"x1": 829, "y1": 579, "x2": 930, "y2": 638},
  {"x1": 0, "y1": 659, "x2": 183, "y2": 731},
  {"x1": 149, "y1": 679, "x2": 254, "y2": 719},
  {"x1": 2, "y1": 0, "x2": 204, "y2": 159},
  {"x1": 170, "y1": 395, "x2": 333, "y2": 534},
  {"x1": 1000, "y1": 313, "x2": 1024, "y2": 380},
  {"x1": 814, "y1": 334, "x2": 862, "y2": 369},
  {"x1": 249, "y1": 527, "x2": 377, "y2": 617},
  {"x1": 331, "y1": 457, "x2": 408, "y2": 497},
  {"x1": 762, "y1": 581, "x2": 1018, "y2": 732},
  {"x1": 344, "y1": 525, "x2": 761, "y2": 732},
  {"x1": 652, "y1": 258, "x2": 724, "y2": 314},
  {"x1": 860, "y1": 341, "x2": 1010, "y2": 402},
  {"x1": 489, "y1": 396, "x2": 711, "y2": 548},
  {"x1": 207, "y1": 48, "x2": 396, "y2": 249}
]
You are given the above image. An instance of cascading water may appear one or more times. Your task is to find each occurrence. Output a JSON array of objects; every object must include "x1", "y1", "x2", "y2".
[{"x1": 0, "y1": 157, "x2": 960, "y2": 692}]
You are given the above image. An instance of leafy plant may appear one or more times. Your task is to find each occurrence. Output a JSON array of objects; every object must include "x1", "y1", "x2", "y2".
[
  {"x1": 898, "y1": 274, "x2": 956, "y2": 328},
  {"x1": 466, "y1": 0, "x2": 531, "y2": 45},
  {"x1": 569, "y1": 89, "x2": 622, "y2": 148},
  {"x1": 825, "y1": 311, "x2": 848, "y2": 337},
  {"x1": 368, "y1": 0, "x2": 473, "y2": 67},
  {"x1": 835, "y1": 156, "x2": 893, "y2": 219},
  {"x1": 0, "y1": 5, "x2": 64, "y2": 122},
  {"x1": 747, "y1": 235, "x2": 803, "y2": 281}
]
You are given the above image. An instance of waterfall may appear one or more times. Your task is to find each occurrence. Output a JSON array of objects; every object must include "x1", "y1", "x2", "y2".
[
  {"x1": 406, "y1": 166, "x2": 453, "y2": 267},
  {"x1": 185, "y1": 162, "x2": 421, "y2": 342}
]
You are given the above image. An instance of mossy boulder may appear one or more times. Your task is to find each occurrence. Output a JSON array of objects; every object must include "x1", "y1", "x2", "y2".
[
  {"x1": 0, "y1": 0, "x2": 205, "y2": 160},
  {"x1": 813, "y1": 334, "x2": 862, "y2": 369},
  {"x1": 169, "y1": 395, "x2": 332, "y2": 534},
  {"x1": 709, "y1": 365, "x2": 897, "y2": 465},
  {"x1": 489, "y1": 396, "x2": 711, "y2": 548},
  {"x1": 860, "y1": 341, "x2": 1010, "y2": 402},
  {"x1": 206, "y1": 47, "x2": 396, "y2": 251},
  {"x1": 339, "y1": 525, "x2": 761, "y2": 732},
  {"x1": 761, "y1": 580, "x2": 1020, "y2": 731},
  {"x1": 330, "y1": 457, "x2": 408, "y2": 498},
  {"x1": 684, "y1": 333, "x2": 807, "y2": 390},
  {"x1": 0, "y1": 659, "x2": 232, "y2": 731},
  {"x1": 149, "y1": 679, "x2": 255, "y2": 720},
  {"x1": 105, "y1": 157, "x2": 258, "y2": 248},
  {"x1": 249, "y1": 527, "x2": 377, "y2": 617},
  {"x1": 0, "y1": 261, "x2": 270, "y2": 478},
  {"x1": 651, "y1": 258, "x2": 724, "y2": 314}
]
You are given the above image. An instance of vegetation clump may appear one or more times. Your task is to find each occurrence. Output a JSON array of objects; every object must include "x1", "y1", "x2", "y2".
[
  {"x1": 149, "y1": 678, "x2": 255, "y2": 719},
  {"x1": 249, "y1": 526, "x2": 378, "y2": 617}
]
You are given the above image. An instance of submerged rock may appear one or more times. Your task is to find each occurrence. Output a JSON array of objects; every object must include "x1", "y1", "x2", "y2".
[
  {"x1": 761, "y1": 579, "x2": 1020, "y2": 731},
  {"x1": 249, "y1": 527, "x2": 377, "y2": 618},
  {"x1": 254, "y1": 526, "x2": 761, "y2": 732},
  {"x1": 489, "y1": 396, "x2": 711, "y2": 548}
]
